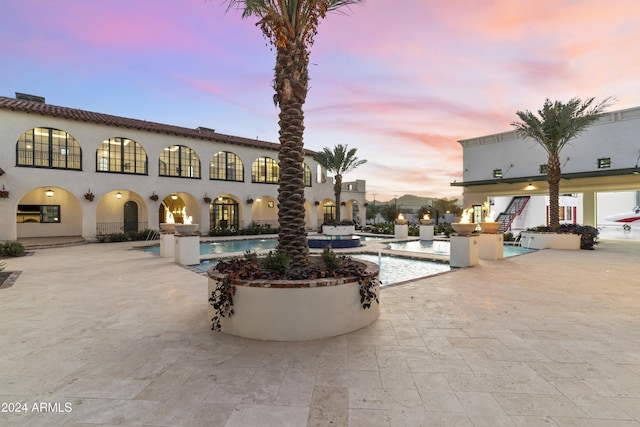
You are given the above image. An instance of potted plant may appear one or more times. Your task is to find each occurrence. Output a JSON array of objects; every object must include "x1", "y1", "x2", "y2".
[{"x1": 84, "y1": 190, "x2": 95, "y2": 201}]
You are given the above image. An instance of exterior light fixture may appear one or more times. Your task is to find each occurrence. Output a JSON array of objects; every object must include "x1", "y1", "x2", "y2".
[
  {"x1": 45, "y1": 188, "x2": 54, "y2": 197},
  {"x1": 116, "y1": 192, "x2": 122, "y2": 199},
  {"x1": 171, "y1": 193, "x2": 178, "y2": 200},
  {"x1": 256, "y1": 197, "x2": 261, "y2": 202},
  {"x1": 218, "y1": 196, "x2": 223, "y2": 202},
  {"x1": 526, "y1": 183, "x2": 535, "y2": 190}
]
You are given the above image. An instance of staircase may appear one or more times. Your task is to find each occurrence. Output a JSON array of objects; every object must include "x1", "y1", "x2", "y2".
[{"x1": 495, "y1": 196, "x2": 530, "y2": 232}]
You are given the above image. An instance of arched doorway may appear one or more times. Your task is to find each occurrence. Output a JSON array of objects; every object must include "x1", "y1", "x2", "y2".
[
  {"x1": 211, "y1": 197, "x2": 238, "y2": 230},
  {"x1": 123, "y1": 201, "x2": 139, "y2": 233}
]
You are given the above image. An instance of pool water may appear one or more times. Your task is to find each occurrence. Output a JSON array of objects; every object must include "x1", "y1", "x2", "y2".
[
  {"x1": 192, "y1": 254, "x2": 450, "y2": 286},
  {"x1": 388, "y1": 240, "x2": 535, "y2": 257},
  {"x1": 145, "y1": 236, "x2": 388, "y2": 256}
]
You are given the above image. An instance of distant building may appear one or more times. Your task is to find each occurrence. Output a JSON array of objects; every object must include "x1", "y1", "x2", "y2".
[
  {"x1": 453, "y1": 105, "x2": 640, "y2": 234},
  {"x1": 0, "y1": 93, "x2": 366, "y2": 241}
]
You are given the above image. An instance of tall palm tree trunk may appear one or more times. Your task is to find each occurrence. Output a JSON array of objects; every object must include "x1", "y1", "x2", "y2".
[
  {"x1": 334, "y1": 175, "x2": 342, "y2": 222},
  {"x1": 275, "y1": 42, "x2": 309, "y2": 266},
  {"x1": 547, "y1": 154, "x2": 561, "y2": 228}
]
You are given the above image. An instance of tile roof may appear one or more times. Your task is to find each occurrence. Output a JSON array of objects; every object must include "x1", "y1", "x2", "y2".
[{"x1": 0, "y1": 95, "x2": 318, "y2": 155}]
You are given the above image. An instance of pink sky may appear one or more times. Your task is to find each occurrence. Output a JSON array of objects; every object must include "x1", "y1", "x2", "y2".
[{"x1": 2, "y1": 0, "x2": 640, "y2": 202}]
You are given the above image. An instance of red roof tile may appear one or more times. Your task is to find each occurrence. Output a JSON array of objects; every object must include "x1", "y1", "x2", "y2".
[{"x1": 0, "y1": 96, "x2": 318, "y2": 155}]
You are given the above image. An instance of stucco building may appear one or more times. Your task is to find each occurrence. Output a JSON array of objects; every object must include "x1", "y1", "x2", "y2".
[
  {"x1": 0, "y1": 93, "x2": 366, "y2": 242},
  {"x1": 453, "y1": 105, "x2": 640, "y2": 234}
]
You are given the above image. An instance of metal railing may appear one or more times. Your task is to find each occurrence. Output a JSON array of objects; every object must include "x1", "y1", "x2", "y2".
[{"x1": 96, "y1": 222, "x2": 149, "y2": 235}]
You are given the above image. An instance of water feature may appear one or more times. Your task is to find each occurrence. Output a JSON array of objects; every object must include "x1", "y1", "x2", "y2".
[{"x1": 389, "y1": 240, "x2": 535, "y2": 257}]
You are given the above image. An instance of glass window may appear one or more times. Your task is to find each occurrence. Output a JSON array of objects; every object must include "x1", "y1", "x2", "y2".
[
  {"x1": 251, "y1": 157, "x2": 279, "y2": 184},
  {"x1": 16, "y1": 127, "x2": 82, "y2": 170},
  {"x1": 303, "y1": 163, "x2": 312, "y2": 187},
  {"x1": 597, "y1": 157, "x2": 611, "y2": 169},
  {"x1": 159, "y1": 145, "x2": 201, "y2": 178},
  {"x1": 210, "y1": 151, "x2": 244, "y2": 181},
  {"x1": 17, "y1": 204, "x2": 60, "y2": 223},
  {"x1": 539, "y1": 164, "x2": 548, "y2": 174},
  {"x1": 96, "y1": 137, "x2": 148, "y2": 175},
  {"x1": 493, "y1": 169, "x2": 502, "y2": 178}
]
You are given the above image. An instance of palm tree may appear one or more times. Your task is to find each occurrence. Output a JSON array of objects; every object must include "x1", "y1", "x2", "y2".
[
  {"x1": 314, "y1": 144, "x2": 367, "y2": 222},
  {"x1": 223, "y1": 0, "x2": 364, "y2": 266},
  {"x1": 512, "y1": 97, "x2": 613, "y2": 228}
]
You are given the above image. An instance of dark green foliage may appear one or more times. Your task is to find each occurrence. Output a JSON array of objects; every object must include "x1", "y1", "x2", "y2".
[
  {"x1": 208, "y1": 224, "x2": 279, "y2": 237},
  {"x1": 209, "y1": 275, "x2": 235, "y2": 332},
  {"x1": 503, "y1": 231, "x2": 515, "y2": 242},
  {"x1": 526, "y1": 224, "x2": 599, "y2": 250},
  {"x1": 263, "y1": 250, "x2": 292, "y2": 276},
  {"x1": 243, "y1": 250, "x2": 258, "y2": 263},
  {"x1": 1, "y1": 241, "x2": 25, "y2": 257},
  {"x1": 321, "y1": 245, "x2": 342, "y2": 271},
  {"x1": 97, "y1": 229, "x2": 159, "y2": 243}
]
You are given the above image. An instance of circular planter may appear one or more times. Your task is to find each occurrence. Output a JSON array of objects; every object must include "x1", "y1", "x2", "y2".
[
  {"x1": 207, "y1": 261, "x2": 380, "y2": 341},
  {"x1": 451, "y1": 222, "x2": 477, "y2": 236},
  {"x1": 479, "y1": 222, "x2": 501, "y2": 234}
]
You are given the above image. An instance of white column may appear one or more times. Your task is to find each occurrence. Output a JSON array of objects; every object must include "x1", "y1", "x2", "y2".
[{"x1": 450, "y1": 235, "x2": 479, "y2": 268}]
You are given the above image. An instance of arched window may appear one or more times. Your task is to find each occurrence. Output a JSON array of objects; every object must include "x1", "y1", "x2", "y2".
[
  {"x1": 251, "y1": 156, "x2": 279, "y2": 184},
  {"x1": 96, "y1": 137, "x2": 148, "y2": 175},
  {"x1": 159, "y1": 145, "x2": 200, "y2": 178},
  {"x1": 303, "y1": 163, "x2": 312, "y2": 187},
  {"x1": 16, "y1": 127, "x2": 82, "y2": 170},
  {"x1": 210, "y1": 151, "x2": 243, "y2": 181}
]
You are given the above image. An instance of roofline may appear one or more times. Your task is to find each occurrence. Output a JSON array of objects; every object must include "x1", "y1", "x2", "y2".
[
  {"x1": 457, "y1": 104, "x2": 640, "y2": 147},
  {"x1": 451, "y1": 167, "x2": 640, "y2": 187},
  {"x1": 0, "y1": 95, "x2": 319, "y2": 156}
]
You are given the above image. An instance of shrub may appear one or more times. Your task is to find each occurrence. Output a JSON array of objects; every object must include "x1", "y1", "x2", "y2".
[
  {"x1": 321, "y1": 245, "x2": 342, "y2": 272},
  {"x1": 503, "y1": 231, "x2": 515, "y2": 242},
  {"x1": 243, "y1": 250, "x2": 258, "y2": 263},
  {"x1": 1, "y1": 241, "x2": 25, "y2": 257},
  {"x1": 263, "y1": 250, "x2": 292, "y2": 276},
  {"x1": 137, "y1": 228, "x2": 158, "y2": 240},
  {"x1": 107, "y1": 233, "x2": 129, "y2": 242}
]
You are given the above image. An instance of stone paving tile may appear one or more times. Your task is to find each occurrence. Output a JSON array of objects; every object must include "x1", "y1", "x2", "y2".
[{"x1": 1, "y1": 240, "x2": 639, "y2": 426}]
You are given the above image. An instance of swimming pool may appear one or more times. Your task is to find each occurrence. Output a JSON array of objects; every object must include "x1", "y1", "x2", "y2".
[
  {"x1": 145, "y1": 236, "x2": 387, "y2": 256},
  {"x1": 192, "y1": 254, "x2": 450, "y2": 286},
  {"x1": 388, "y1": 240, "x2": 535, "y2": 257}
]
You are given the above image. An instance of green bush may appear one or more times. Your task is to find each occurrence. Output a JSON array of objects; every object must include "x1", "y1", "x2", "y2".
[
  {"x1": 321, "y1": 245, "x2": 342, "y2": 272},
  {"x1": 1, "y1": 241, "x2": 25, "y2": 257},
  {"x1": 503, "y1": 231, "x2": 515, "y2": 242},
  {"x1": 263, "y1": 250, "x2": 291, "y2": 276}
]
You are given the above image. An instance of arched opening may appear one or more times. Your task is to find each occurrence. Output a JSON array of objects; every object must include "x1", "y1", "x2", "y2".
[{"x1": 211, "y1": 196, "x2": 239, "y2": 231}]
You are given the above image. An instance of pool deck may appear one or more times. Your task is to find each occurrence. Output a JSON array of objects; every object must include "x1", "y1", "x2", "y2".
[{"x1": 1, "y1": 238, "x2": 640, "y2": 426}]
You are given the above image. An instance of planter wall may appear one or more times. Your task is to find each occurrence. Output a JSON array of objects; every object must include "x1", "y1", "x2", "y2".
[
  {"x1": 520, "y1": 232, "x2": 580, "y2": 250},
  {"x1": 207, "y1": 262, "x2": 380, "y2": 341}
]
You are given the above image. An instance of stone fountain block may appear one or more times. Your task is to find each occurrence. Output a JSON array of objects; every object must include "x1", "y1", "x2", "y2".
[
  {"x1": 419, "y1": 224, "x2": 434, "y2": 241},
  {"x1": 479, "y1": 222, "x2": 501, "y2": 234},
  {"x1": 175, "y1": 235, "x2": 200, "y2": 266},
  {"x1": 450, "y1": 235, "x2": 479, "y2": 268},
  {"x1": 479, "y1": 233, "x2": 504, "y2": 260},
  {"x1": 160, "y1": 233, "x2": 175, "y2": 258},
  {"x1": 394, "y1": 224, "x2": 408, "y2": 239}
]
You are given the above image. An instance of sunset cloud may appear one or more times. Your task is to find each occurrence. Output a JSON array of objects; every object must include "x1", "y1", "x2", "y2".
[{"x1": 1, "y1": 0, "x2": 639, "y2": 201}]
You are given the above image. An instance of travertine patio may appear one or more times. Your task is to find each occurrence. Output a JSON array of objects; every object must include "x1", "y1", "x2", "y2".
[{"x1": 1, "y1": 238, "x2": 639, "y2": 426}]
